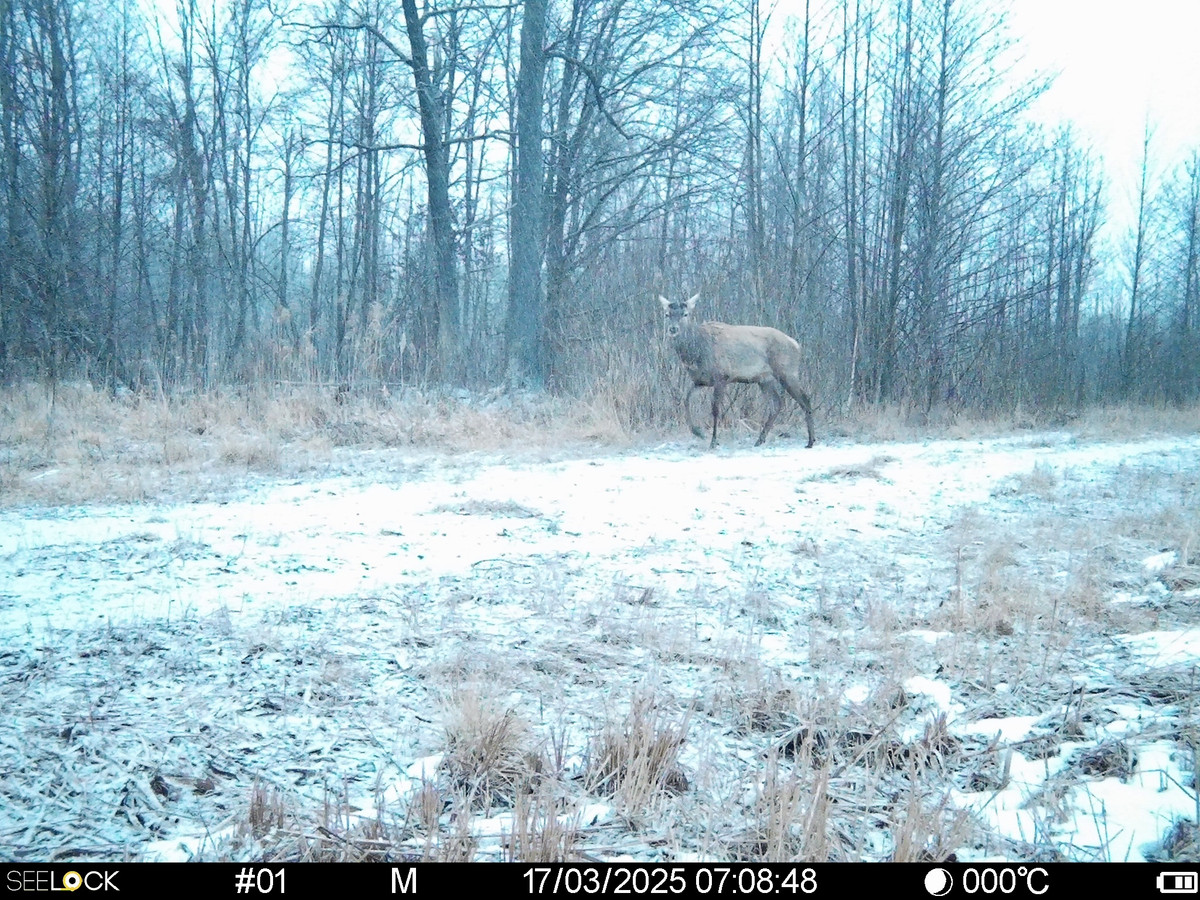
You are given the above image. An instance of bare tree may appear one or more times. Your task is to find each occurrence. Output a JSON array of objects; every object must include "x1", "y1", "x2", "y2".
[
  {"x1": 1176, "y1": 152, "x2": 1200, "y2": 399},
  {"x1": 400, "y1": 0, "x2": 459, "y2": 369},
  {"x1": 0, "y1": 0, "x2": 1192, "y2": 416},
  {"x1": 0, "y1": 0, "x2": 15, "y2": 379},
  {"x1": 536, "y1": 0, "x2": 731, "y2": 387},
  {"x1": 22, "y1": 0, "x2": 83, "y2": 384},
  {"x1": 505, "y1": 0, "x2": 548, "y2": 389},
  {"x1": 151, "y1": 0, "x2": 221, "y2": 387},
  {"x1": 1122, "y1": 125, "x2": 1155, "y2": 395}
]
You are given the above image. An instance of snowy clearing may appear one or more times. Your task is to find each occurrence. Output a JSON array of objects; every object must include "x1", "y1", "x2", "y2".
[{"x1": 2, "y1": 430, "x2": 1199, "y2": 861}]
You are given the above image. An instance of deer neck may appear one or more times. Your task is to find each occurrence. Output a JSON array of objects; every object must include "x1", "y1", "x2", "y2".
[{"x1": 672, "y1": 322, "x2": 715, "y2": 373}]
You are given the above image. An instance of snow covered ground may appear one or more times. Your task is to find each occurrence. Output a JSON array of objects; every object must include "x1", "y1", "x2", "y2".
[{"x1": 2, "y1": 429, "x2": 1198, "y2": 861}]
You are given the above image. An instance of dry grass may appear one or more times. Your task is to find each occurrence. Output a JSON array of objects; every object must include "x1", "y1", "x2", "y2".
[
  {"x1": 1154, "y1": 819, "x2": 1200, "y2": 861},
  {"x1": 802, "y1": 454, "x2": 897, "y2": 483},
  {"x1": 586, "y1": 692, "x2": 691, "y2": 821},
  {"x1": 1012, "y1": 461, "x2": 1058, "y2": 496},
  {"x1": 829, "y1": 399, "x2": 1200, "y2": 446},
  {"x1": 928, "y1": 460, "x2": 1200, "y2": 792},
  {"x1": 737, "y1": 750, "x2": 834, "y2": 860},
  {"x1": 503, "y1": 784, "x2": 582, "y2": 862},
  {"x1": 888, "y1": 782, "x2": 975, "y2": 863},
  {"x1": 827, "y1": 402, "x2": 1035, "y2": 444},
  {"x1": 0, "y1": 381, "x2": 648, "y2": 505},
  {"x1": 728, "y1": 700, "x2": 974, "y2": 863},
  {"x1": 944, "y1": 534, "x2": 1048, "y2": 637},
  {"x1": 714, "y1": 659, "x2": 804, "y2": 735},
  {"x1": 1073, "y1": 403, "x2": 1200, "y2": 440},
  {"x1": 430, "y1": 499, "x2": 544, "y2": 519},
  {"x1": 442, "y1": 690, "x2": 541, "y2": 811},
  {"x1": 5, "y1": 380, "x2": 1200, "y2": 507}
]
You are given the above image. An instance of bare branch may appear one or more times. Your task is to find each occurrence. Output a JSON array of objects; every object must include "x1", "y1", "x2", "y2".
[
  {"x1": 297, "y1": 20, "x2": 414, "y2": 68},
  {"x1": 545, "y1": 49, "x2": 629, "y2": 140}
]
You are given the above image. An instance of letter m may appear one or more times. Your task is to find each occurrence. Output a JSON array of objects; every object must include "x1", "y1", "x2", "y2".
[{"x1": 391, "y1": 867, "x2": 417, "y2": 894}]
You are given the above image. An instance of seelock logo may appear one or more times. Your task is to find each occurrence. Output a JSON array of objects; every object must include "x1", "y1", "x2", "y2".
[{"x1": 6, "y1": 871, "x2": 119, "y2": 892}]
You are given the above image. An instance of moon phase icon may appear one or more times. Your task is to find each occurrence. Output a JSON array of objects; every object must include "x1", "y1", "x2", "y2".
[{"x1": 924, "y1": 868, "x2": 953, "y2": 896}]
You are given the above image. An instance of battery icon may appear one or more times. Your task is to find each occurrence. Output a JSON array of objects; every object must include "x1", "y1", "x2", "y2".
[{"x1": 1158, "y1": 872, "x2": 1199, "y2": 894}]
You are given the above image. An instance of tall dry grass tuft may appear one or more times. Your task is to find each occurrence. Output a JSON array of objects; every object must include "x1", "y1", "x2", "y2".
[
  {"x1": 429, "y1": 792, "x2": 480, "y2": 862},
  {"x1": 716, "y1": 659, "x2": 804, "y2": 735},
  {"x1": 242, "y1": 781, "x2": 407, "y2": 862},
  {"x1": 586, "y1": 691, "x2": 691, "y2": 821},
  {"x1": 740, "y1": 749, "x2": 834, "y2": 861},
  {"x1": 887, "y1": 780, "x2": 973, "y2": 862},
  {"x1": 565, "y1": 334, "x2": 687, "y2": 438},
  {"x1": 957, "y1": 537, "x2": 1043, "y2": 637},
  {"x1": 504, "y1": 783, "x2": 581, "y2": 862},
  {"x1": 442, "y1": 689, "x2": 541, "y2": 811},
  {"x1": 247, "y1": 782, "x2": 291, "y2": 839}
]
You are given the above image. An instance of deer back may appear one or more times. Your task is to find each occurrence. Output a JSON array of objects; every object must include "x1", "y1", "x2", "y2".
[{"x1": 703, "y1": 322, "x2": 800, "y2": 381}]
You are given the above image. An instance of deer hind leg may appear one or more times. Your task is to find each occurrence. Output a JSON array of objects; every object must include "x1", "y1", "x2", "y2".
[
  {"x1": 684, "y1": 384, "x2": 707, "y2": 439},
  {"x1": 756, "y1": 379, "x2": 785, "y2": 446},
  {"x1": 780, "y1": 373, "x2": 816, "y2": 448}
]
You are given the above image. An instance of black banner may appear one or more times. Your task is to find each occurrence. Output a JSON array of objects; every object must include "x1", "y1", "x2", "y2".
[{"x1": 1, "y1": 862, "x2": 1188, "y2": 897}]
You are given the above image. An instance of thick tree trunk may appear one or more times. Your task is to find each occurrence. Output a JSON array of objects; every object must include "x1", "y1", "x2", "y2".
[
  {"x1": 402, "y1": 0, "x2": 459, "y2": 374},
  {"x1": 505, "y1": 0, "x2": 548, "y2": 389}
]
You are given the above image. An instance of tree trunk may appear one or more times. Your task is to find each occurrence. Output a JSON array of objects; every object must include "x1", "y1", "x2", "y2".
[
  {"x1": 402, "y1": 0, "x2": 459, "y2": 374},
  {"x1": 505, "y1": 0, "x2": 548, "y2": 389}
]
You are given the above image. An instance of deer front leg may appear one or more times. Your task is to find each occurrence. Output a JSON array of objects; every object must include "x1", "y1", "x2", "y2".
[
  {"x1": 685, "y1": 384, "x2": 707, "y2": 439},
  {"x1": 710, "y1": 379, "x2": 725, "y2": 448}
]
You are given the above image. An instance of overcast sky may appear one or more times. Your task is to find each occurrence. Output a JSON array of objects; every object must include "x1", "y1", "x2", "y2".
[{"x1": 1008, "y1": 0, "x2": 1200, "y2": 209}]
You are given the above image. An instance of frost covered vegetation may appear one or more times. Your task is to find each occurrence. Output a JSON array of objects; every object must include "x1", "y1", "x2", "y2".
[{"x1": 2, "y1": 386, "x2": 1199, "y2": 862}]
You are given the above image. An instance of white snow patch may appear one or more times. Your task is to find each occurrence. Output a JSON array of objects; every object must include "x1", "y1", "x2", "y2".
[
  {"x1": 143, "y1": 837, "x2": 203, "y2": 862},
  {"x1": 1054, "y1": 742, "x2": 1196, "y2": 861},
  {"x1": 577, "y1": 803, "x2": 616, "y2": 827},
  {"x1": 904, "y1": 675, "x2": 954, "y2": 714},
  {"x1": 959, "y1": 715, "x2": 1042, "y2": 743},
  {"x1": 1143, "y1": 551, "x2": 1178, "y2": 573},
  {"x1": 759, "y1": 632, "x2": 791, "y2": 657},
  {"x1": 901, "y1": 629, "x2": 951, "y2": 643},
  {"x1": 405, "y1": 754, "x2": 444, "y2": 780},
  {"x1": 843, "y1": 683, "x2": 870, "y2": 705},
  {"x1": 1122, "y1": 630, "x2": 1200, "y2": 665}
]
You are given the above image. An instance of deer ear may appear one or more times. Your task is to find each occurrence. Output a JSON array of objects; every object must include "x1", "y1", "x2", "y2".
[
  {"x1": 686, "y1": 293, "x2": 700, "y2": 309},
  {"x1": 658, "y1": 295, "x2": 671, "y2": 310}
]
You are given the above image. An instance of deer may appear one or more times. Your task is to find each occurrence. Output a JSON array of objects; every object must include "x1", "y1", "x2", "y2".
[{"x1": 658, "y1": 293, "x2": 815, "y2": 449}]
